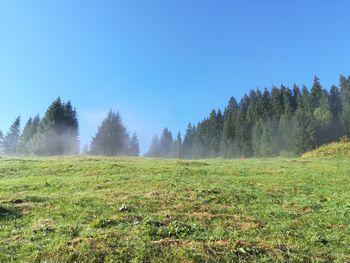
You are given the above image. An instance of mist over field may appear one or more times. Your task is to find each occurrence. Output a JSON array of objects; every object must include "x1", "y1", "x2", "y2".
[
  {"x1": 1, "y1": 1, "x2": 350, "y2": 262},
  {"x1": 1, "y1": 75, "x2": 350, "y2": 159}
]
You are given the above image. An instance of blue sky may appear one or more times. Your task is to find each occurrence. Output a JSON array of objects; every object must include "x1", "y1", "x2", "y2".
[{"x1": 0, "y1": 1, "x2": 350, "y2": 153}]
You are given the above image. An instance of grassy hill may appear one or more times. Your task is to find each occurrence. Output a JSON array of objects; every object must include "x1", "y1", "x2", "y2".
[
  {"x1": 302, "y1": 139, "x2": 350, "y2": 158},
  {"x1": 0, "y1": 157, "x2": 349, "y2": 262}
]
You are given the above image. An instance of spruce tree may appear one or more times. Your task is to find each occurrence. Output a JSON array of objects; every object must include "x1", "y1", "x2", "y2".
[
  {"x1": 4, "y1": 116, "x2": 21, "y2": 155},
  {"x1": 182, "y1": 123, "x2": 195, "y2": 158},
  {"x1": 236, "y1": 95, "x2": 253, "y2": 157},
  {"x1": 252, "y1": 121, "x2": 264, "y2": 156},
  {"x1": 17, "y1": 115, "x2": 40, "y2": 154},
  {"x1": 278, "y1": 114, "x2": 293, "y2": 152},
  {"x1": 90, "y1": 110, "x2": 129, "y2": 156},
  {"x1": 340, "y1": 75, "x2": 350, "y2": 136},
  {"x1": 174, "y1": 132, "x2": 182, "y2": 158},
  {"x1": 159, "y1": 128, "x2": 173, "y2": 157},
  {"x1": 271, "y1": 87, "x2": 284, "y2": 117},
  {"x1": 32, "y1": 98, "x2": 79, "y2": 155},
  {"x1": 261, "y1": 88, "x2": 272, "y2": 119},
  {"x1": 329, "y1": 85, "x2": 342, "y2": 118},
  {"x1": 0, "y1": 130, "x2": 4, "y2": 155},
  {"x1": 128, "y1": 133, "x2": 140, "y2": 156},
  {"x1": 310, "y1": 76, "x2": 324, "y2": 111},
  {"x1": 327, "y1": 85, "x2": 344, "y2": 141},
  {"x1": 291, "y1": 110, "x2": 316, "y2": 154},
  {"x1": 221, "y1": 97, "x2": 238, "y2": 157},
  {"x1": 147, "y1": 135, "x2": 161, "y2": 157}
]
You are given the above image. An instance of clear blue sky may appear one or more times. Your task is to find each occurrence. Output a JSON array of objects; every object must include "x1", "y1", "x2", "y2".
[{"x1": 1, "y1": 1, "x2": 350, "y2": 153}]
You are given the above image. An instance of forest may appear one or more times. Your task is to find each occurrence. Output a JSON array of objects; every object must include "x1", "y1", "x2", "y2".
[
  {"x1": 148, "y1": 75, "x2": 350, "y2": 158},
  {"x1": 1, "y1": 75, "x2": 350, "y2": 158}
]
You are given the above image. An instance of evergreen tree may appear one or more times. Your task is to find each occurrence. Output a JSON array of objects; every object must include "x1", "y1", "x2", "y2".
[
  {"x1": 90, "y1": 110, "x2": 129, "y2": 156},
  {"x1": 340, "y1": 75, "x2": 350, "y2": 136},
  {"x1": 174, "y1": 132, "x2": 182, "y2": 158},
  {"x1": 0, "y1": 130, "x2": 4, "y2": 155},
  {"x1": 3, "y1": 116, "x2": 21, "y2": 155},
  {"x1": 128, "y1": 133, "x2": 140, "y2": 156},
  {"x1": 278, "y1": 114, "x2": 294, "y2": 152},
  {"x1": 329, "y1": 85, "x2": 342, "y2": 118},
  {"x1": 327, "y1": 85, "x2": 344, "y2": 141},
  {"x1": 147, "y1": 135, "x2": 161, "y2": 157},
  {"x1": 271, "y1": 86, "x2": 284, "y2": 117},
  {"x1": 221, "y1": 97, "x2": 238, "y2": 157},
  {"x1": 252, "y1": 121, "x2": 264, "y2": 156},
  {"x1": 310, "y1": 76, "x2": 324, "y2": 111},
  {"x1": 301, "y1": 85, "x2": 310, "y2": 112},
  {"x1": 313, "y1": 94, "x2": 332, "y2": 145},
  {"x1": 182, "y1": 123, "x2": 195, "y2": 158},
  {"x1": 159, "y1": 128, "x2": 173, "y2": 157},
  {"x1": 32, "y1": 98, "x2": 79, "y2": 155},
  {"x1": 252, "y1": 119, "x2": 279, "y2": 157},
  {"x1": 62, "y1": 101, "x2": 80, "y2": 154},
  {"x1": 17, "y1": 115, "x2": 40, "y2": 154},
  {"x1": 236, "y1": 95, "x2": 253, "y2": 157},
  {"x1": 291, "y1": 110, "x2": 316, "y2": 154},
  {"x1": 292, "y1": 84, "x2": 301, "y2": 112},
  {"x1": 281, "y1": 86, "x2": 294, "y2": 116},
  {"x1": 261, "y1": 88, "x2": 272, "y2": 119}
]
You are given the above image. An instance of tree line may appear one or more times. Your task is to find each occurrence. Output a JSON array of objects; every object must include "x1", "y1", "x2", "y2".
[
  {"x1": 147, "y1": 75, "x2": 350, "y2": 158},
  {"x1": 1, "y1": 75, "x2": 349, "y2": 158},
  {"x1": 0, "y1": 98, "x2": 139, "y2": 156}
]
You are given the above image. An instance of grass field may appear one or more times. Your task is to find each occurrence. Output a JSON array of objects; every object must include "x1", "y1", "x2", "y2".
[{"x1": 0, "y1": 156, "x2": 349, "y2": 262}]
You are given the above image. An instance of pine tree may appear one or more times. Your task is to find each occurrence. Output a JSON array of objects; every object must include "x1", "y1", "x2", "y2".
[
  {"x1": 261, "y1": 88, "x2": 272, "y2": 119},
  {"x1": 252, "y1": 121, "x2": 264, "y2": 156},
  {"x1": 159, "y1": 128, "x2": 173, "y2": 157},
  {"x1": 291, "y1": 110, "x2": 316, "y2": 154},
  {"x1": 174, "y1": 132, "x2": 182, "y2": 158},
  {"x1": 278, "y1": 114, "x2": 293, "y2": 152},
  {"x1": 340, "y1": 75, "x2": 350, "y2": 136},
  {"x1": 90, "y1": 110, "x2": 129, "y2": 156},
  {"x1": 310, "y1": 76, "x2": 324, "y2": 111},
  {"x1": 62, "y1": 101, "x2": 80, "y2": 154},
  {"x1": 32, "y1": 98, "x2": 79, "y2": 155},
  {"x1": 301, "y1": 85, "x2": 310, "y2": 112},
  {"x1": 147, "y1": 135, "x2": 161, "y2": 157},
  {"x1": 4, "y1": 116, "x2": 21, "y2": 155},
  {"x1": 327, "y1": 85, "x2": 344, "y2": 141},
  {"x1": 271, "y1": 86, "x2": 284, "y2": 117},
  {"x1": 0, "y1": 130, "x2": 4, "y2": 155},
  {"x1": 182, "y1": 123, "x2": 195, "y2": 159},
  {"x1": 128, "y1": 133, "x2": 140, "y2": 156},
  {"x1": 282, "y1": 86, "x2": 293, "y2": 116},
  {"x1": 329, "y1": 85, "x2": 342, "y2": 118},
  {"x1": 236, "y1": 95, "x2": 253, "y2": 157},
  {"x1": 17, "y1": 115, "x2": 40, "y2": 155},
  {"x1": 221, "y1": 97, "x2": 238, "y2": 157},
  {"x1": 292, "y1": 84, "x2": 301, "y2": 112}
]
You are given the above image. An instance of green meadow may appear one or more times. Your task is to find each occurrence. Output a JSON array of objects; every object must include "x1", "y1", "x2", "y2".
[{"x1": 0, "y1": 156, "x2": 349, "y2": 262}]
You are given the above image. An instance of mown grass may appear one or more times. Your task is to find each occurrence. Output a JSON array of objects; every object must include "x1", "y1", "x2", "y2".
[{"x1": 0, "y1": 156, "x2": 349, "y2": 262}]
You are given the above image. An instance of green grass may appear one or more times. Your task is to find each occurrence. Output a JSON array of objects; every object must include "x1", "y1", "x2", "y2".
[{"x1": 0, "y1": 156, "x2": 349, "y2": 262}]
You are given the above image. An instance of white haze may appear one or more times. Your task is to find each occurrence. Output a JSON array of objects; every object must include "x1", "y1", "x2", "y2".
[{"x1": 79, "y1": 107, "x2": 165, "y2": 155}]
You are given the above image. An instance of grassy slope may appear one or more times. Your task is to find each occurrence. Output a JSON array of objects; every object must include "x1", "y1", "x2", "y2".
[
  {"x1": 0, "y1": 157, "x2": 349, "y2": 262},
  {"x1": 302, "y1": 141, "x2": 350, "y2": 158}
]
